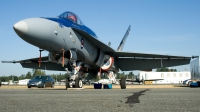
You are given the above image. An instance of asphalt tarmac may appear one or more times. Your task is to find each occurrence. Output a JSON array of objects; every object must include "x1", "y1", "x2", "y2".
[{"x1": 0, "y1": 87, "x2": 200, "y2": 112}]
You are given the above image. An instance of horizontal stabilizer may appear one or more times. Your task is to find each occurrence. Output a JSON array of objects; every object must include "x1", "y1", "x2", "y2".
[
  {"x1": 21, "y1": 62, "x2": 71, "y2": 71},
  {"x1": 1, "y1": 56, "x2": 71, "y2": 71},
  {"x1": 2, "y1": 61, "x2": 18, "y2": 63}
]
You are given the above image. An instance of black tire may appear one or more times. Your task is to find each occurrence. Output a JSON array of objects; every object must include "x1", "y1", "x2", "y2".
[
  {"x1": 88, "y1": 81, "x2": 91, "y2": 85},
  {"x1": 66, "y1": 79, "x2": 69, "y2": 90},
  {"x1": 198, "y1": 82, "x2": 200, "y2": 87},
  {"x1": 75, "y1": 78, "x2": 82, "y2": 88},
  {"x1": 43, "y1": 83, "x2": 46, "y2": 88},
  {"x1": 51, "y1": 83, "x2": 54, "y2": 88},
  {"x1": 120, "y1": 77, "x2": 126, "y2": 89},
  {"x1": 188, "y1": 81, "x2": 191, "y2": 87},
  {"x1": 28, "y1": 86, "x2": 31, "y2": 88}
]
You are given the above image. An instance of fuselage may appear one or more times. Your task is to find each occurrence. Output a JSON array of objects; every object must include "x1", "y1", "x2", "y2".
[{"x1": 13, "y1": 11, "x2": 99, "y2": 65}]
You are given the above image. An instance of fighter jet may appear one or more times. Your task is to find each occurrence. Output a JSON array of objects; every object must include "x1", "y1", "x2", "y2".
[{"x1": 2, "y1": 11, "x2": 192, "y2": 89}]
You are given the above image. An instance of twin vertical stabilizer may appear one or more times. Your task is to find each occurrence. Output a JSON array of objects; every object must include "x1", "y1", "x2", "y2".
[{"x1": 117, "y1": 25, "x2": 131, "y2": 51}]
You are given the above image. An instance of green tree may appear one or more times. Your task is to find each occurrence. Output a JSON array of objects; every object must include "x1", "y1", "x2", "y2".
[
  {"x1": 0, "y1": 76, "x2": 7, "y2": 82},
  {"x1": 128, "y1": 72, "x2": 135, "y2": 79},
  {"x1": 171, "y1": 69, "x2": 177, "y2": 72},
  {"x1": 156, "y1": 68, "x2": 177, "y2": 72},
  {"x1": 116, "y1": 72, "x2": 125, "y2": 79},
  {"x1": 32, "y1": 69, "x2": 46, "y2": 77},
  {"x1": 64, "y1": 73, "x2": 70, "y2": 78},
  {"x1": 25, "y1": 72, "x2": 32, "y2": 79},
  {"x1": 19, "y1": 74, "x2": 26, "y2": 80},
  {"x1": 13, "y1": 76, "x2": 18, "y2": 81}
]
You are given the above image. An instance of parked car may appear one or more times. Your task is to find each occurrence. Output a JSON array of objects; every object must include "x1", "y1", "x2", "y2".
[
  {"x1": 190, "y1": 81, "x2": 199, "y2": 87},
  {"x1": 183, "y1": 79, "x2": 191, "y2": 85},
  {"x1": 27, "y1": 76, "x2": 55, "y2": 88}
]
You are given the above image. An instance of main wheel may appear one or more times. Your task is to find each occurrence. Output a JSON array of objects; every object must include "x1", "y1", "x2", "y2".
[
  {"x1": 75, "y1": 78, "x2": 82, "y2": 88},
  {"x1": 28, "y1": 86, "x2": 31, "y2": 88},
  {"x1": 120, "y1": 77, "x2": 126, "y2": 89},
  {"x1": 66, "y1": 79, "x2": 70, "y2": 90}
]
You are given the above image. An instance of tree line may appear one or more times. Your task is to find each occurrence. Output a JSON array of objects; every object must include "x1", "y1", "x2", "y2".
[
  {"x1": 156, "y1": 67, "x2": 177, "y2": 72},
  {"x1": 0, "y1": 69, "x2": 69, "y2": 82},
  {"x1": 0, "y1": 69, "x2": 137, "y2": 82},
  {"x1": 0, "y1": 68, "x2": 176, "y2": 82}
]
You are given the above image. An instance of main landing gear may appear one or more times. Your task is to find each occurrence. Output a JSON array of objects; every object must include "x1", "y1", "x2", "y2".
[
  {"x1": 106, "y1": 71, "x2": 126, "y2": 89},
  {"x1": 120, "y1": 77, "x2": 126, "y2": 89}
]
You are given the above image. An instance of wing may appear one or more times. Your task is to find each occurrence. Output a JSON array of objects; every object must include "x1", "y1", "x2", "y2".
[
  {"x1": 2, "y1": 56, "x2": 71, "y2": 71},
  {"x1": 114, "y1": 51, "x2": 191, "y2": 71},
  {"x1": 72, "y1": 28, "x2": 192, "y2": 71}
]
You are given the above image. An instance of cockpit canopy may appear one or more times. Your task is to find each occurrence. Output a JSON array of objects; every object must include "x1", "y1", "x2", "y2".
[{"x1": 58, "y1": 11, "x2": 83, "y2": 25}]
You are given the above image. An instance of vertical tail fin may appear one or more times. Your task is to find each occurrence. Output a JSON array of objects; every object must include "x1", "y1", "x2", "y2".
[{"x1": 117, "y1": 25, "x2": 131, "y2": 51}]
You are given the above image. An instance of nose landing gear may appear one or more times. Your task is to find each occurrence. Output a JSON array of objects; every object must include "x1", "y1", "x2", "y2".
[{"x1": 65, "y1": 61, "x2": 84, "y2": 90}]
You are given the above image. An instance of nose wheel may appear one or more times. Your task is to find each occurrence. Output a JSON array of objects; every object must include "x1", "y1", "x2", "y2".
[
  {"x1": 75, "y1": 78, "x2": 82, "y2": 88},
  {"x1": 65, "y1": 78, "x2": 83, "y2": 90},
  {"x1": 65, "y1": 60, "x2": 84, "y2": 90},
  {"x1": 65, "y1": 79, "x2": 69, "y2": 90}
]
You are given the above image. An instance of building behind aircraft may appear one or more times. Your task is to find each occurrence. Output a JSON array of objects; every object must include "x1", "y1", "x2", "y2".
[
  {"x1": 138, "y1": 71, "x2": 191, "y2": 84},
  {"x1": 18, "y1": 79, "x2": 31, "y2": 85},
  {"x1": 137, "y1": 58, "x2": 200, "y2": 85}
]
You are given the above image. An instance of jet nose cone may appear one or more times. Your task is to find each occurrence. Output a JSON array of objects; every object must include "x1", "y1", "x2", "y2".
[{"x1": 13, "y1": 21, "x2": 28, "y2": 36}]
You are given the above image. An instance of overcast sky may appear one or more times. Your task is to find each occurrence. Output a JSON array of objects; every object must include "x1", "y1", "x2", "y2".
[{"x1": 0, "y1": 0, "x2": 200, "y2": 76}]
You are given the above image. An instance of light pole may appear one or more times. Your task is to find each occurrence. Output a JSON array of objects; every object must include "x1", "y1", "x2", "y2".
[
  {"x1": 131, "y1": 71, "x2": 133, "y2": 80},
  {"x1": 12, "y1": 75, "x2": 14, "y2": 83}
]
